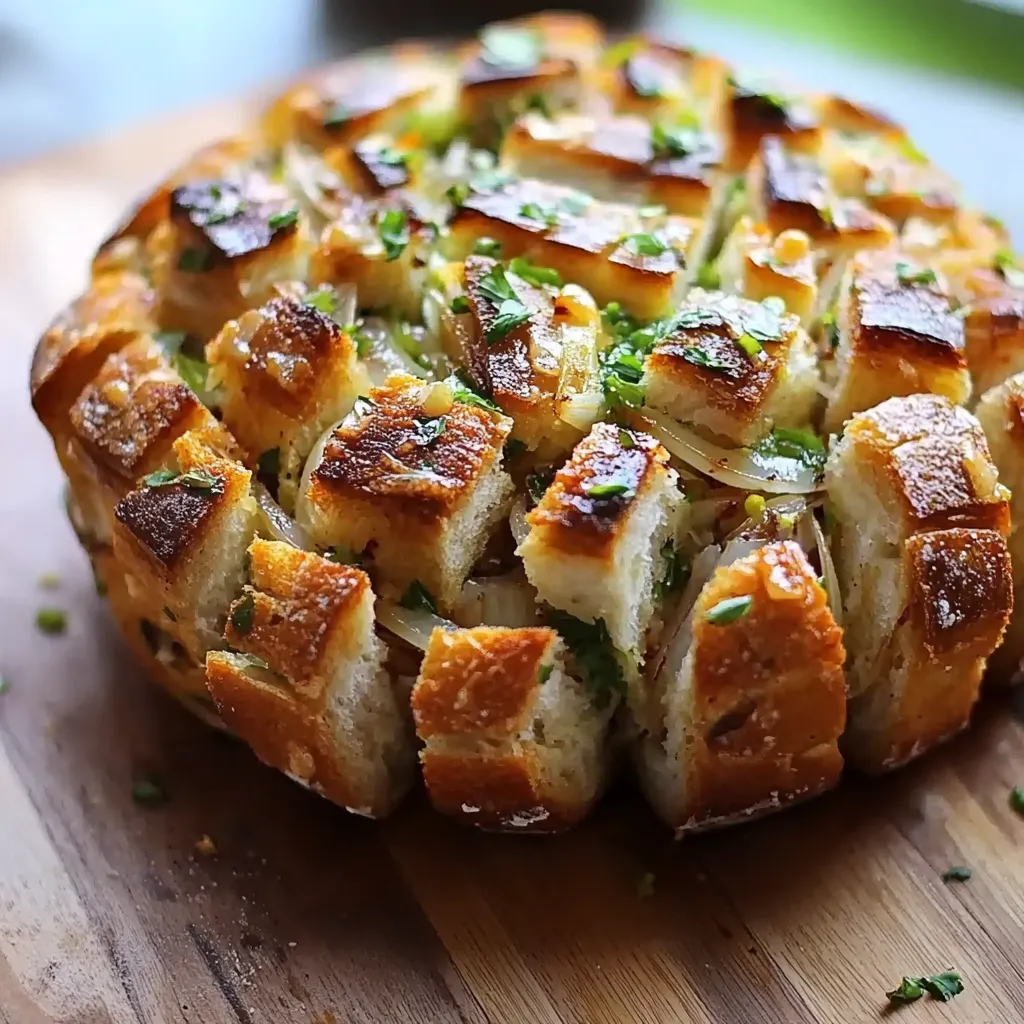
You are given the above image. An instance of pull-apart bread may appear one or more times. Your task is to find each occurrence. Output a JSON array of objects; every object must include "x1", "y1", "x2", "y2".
[{"x1": 30, "y1": 12, "x2": 1024, "y2": 835}]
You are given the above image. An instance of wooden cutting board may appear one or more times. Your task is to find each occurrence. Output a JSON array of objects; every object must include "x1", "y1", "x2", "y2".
[{"x1": 3, "y1": 94, "x2": 1024, "y2": 1024}]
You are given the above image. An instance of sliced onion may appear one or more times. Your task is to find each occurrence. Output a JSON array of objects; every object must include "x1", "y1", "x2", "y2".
[
  {"x1": 637, "y1": 409, "x2": 826, "y2": 495},
  {"x1": 281, "y1": 143, "x2": 341, "y2": 224},
  {"x1": 509, "y1": 495, "x2": 531, "y2": 547},
  {"x1": 452, "y1": 571, "x2": 538, "y2": 628},
  {"x1": 649, "y1": 543, "x2": 721, "y2": 687},
  {"x1": 332, "y1": 282, "x2": 358, "y2": 327},
  {"x1": 359, "y1": 316, "x2": 431, "y2": 383},
  {"x1": 377, "y1": 600, "x2": 458, "y2": 652},
  {"x1": 556, "y1": 389, "x2": 605, "y2": 432},
  {"x1": 254, "y1": 482, "x2": 314, "y2": 551},
  {"x1": 811, "y1": 514, "x2": 844, "y2": 627}
]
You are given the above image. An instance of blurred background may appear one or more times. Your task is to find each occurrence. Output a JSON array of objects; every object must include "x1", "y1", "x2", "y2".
[{"x1": 1, "y1": 0, "x2": 1023, "y2": 235}]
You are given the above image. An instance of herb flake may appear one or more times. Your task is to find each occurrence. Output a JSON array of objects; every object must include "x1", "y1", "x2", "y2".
[
  {"x1": 509, "y1": 256, "x2": 563, "y2": 288},
  {"x1": 895, "y1": 260, "x2": 938, "y2": 286},
  {"x1": 231, "y1": 592, "x2": 256, "y2": 635},
  {"x1": 705, "y1": 595, "x2": 753, "y2": 626},
  {"x1": 400, "y1": 580, "x2": 438, "y2": 614},
  {"x1": 942, "y1": 866, "x2": 972, "y2": 883},
  {"x1": 377, "y1": 208, "x2": 410, "y2": 262},
  {"x1": 546, "y1": 610, "x2": 627, "y2": 709},
  {"x1": 585, "y1": 481, "x2": 634, "y2": 500}
]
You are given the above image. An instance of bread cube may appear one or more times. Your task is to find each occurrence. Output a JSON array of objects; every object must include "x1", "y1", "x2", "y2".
[
  {"x1": 261, "y1": 46, "x2": 453, "y2": 152},
  {"x1": 823, "y1": 251, "x2": 970, "y2": 433},
  {"x1": 206, "y1": 295, "x2": 367, "y2": 511},
  {"x1": 814, "y1": 93, "x2": 905, "y2": 140},
  {"x1": 151, "y1": 176, "x2": 312, "y2": 342},
  {"x1": 825, "y1": 394, "x2": 1011, "y2": 767},
  {"x1": 975, "y1": 373, "x2": 1024, "y2": 679},
  {"x1": 501, "y1": 112, "x2": 728, "y2": 219},
  {"x1": 112, "y1": 431, "x2": 258, "y2": 663},
  {"x1": 842, "y1": 528, "x2": 1012, "y2": 772},
  {"x1": 65, "y1": 336, "x2": 230, "y2": 544},
  {"x1": 643, "y1": 289, "x2": 819, "y2": 446},
  {"x1": 455, "y1": 13, "x2": 604, "y2": 147},
  {"x1": 31, "y1": 270, "x2": 156, "y2": 440},
  {"x1": 594, "y1": 38, "x2": 729, "y2": 126},
  {"x1": 207, "y1": 539, "x2": 415, "y2": 818},
  {"x1": 635, "y1": 540, "x2": 846, "y2": 832},
  {"x1": 725, "y1": 72, "x2": 820, "y2": 172},
  {"x1": 296, "y1": 374, "x2": 515, "y2": 611},
  {"x1": 432, "y1": 255, "x2": 602, "y2": 457},
  {"x1": 446, "y1": 174, "x2": 704, "y2": 319},
  {"x1": 518, "y1": 422, "x2": 682, "y2": 661},
  {"x1": 308, "y1": 193, "x2": 430, "y2": 322},
  {"x1": 412, "y1": 625, "x2": 610, "y2": 831},
  {"x1": 716, "y1": 217, "x2": 817, "y2": 326}
]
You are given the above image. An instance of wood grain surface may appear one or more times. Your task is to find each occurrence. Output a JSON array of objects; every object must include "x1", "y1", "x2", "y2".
[{"x1": 3, "y1": 96, "x2": 1024, "y2": 1024}]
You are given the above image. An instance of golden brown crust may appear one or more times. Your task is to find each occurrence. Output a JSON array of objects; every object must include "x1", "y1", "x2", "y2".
[
  {"x1": 306, "y1": 374, "x2": 510, "y2": 528},
  {"x1": 643, "y1": 289, "x2": 804, "y2": 441},
  {"x1": 680, "y1": 541, "x2": 847, "y2": 829},
  {"x1": 412, "y1": 626, "x2": 557, "y2": 738},
  {"x1": 726, "y1": 75, "x2": 820, "y2": 172},
  {"x1": 30, "y1": 271, "x2": 157, "y2": 436},
  {"x1": 841, "y1": 394, "x2": 1009, "y2": 535},
  {"x1": 223, "y1": 540, "x2": 373, "y2": 698},
  {"x1": 526, "y1": 422, "x2": 670, "y2": 559},
  {"x1": 961, "y1": 274, "x2": 1024, "y2": 395},
  {"x1": 846, "y1": 528, "x2": 1012, "y2": 773}
]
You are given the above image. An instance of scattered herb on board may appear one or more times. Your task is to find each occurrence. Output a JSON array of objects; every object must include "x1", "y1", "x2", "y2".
[
  {"x1": 886, "y1": 971, "x2": 963, "y2": 1006},
  {"x1": 941, "y1": 866, "x2": 972, "y2": 883},
  {"x1": 705, "y1": 595, "x2": 753, "y2": 626},
  {"x1": 36, "y1": 608, "x2": 67, "y2": 635},
  {"x1": 1010, "y1": 786, "x2": 1024, "y2": 815}
]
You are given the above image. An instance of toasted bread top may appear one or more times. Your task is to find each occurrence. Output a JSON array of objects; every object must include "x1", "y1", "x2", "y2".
[{"x1": 412, "y1": 625, "x2": 560, "y2": 738}]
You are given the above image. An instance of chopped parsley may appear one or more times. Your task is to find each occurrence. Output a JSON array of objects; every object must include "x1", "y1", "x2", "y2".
[
  {"x1": 36, "y1": 608, "x2": 67, "y2": 635},
  {"x1": 584, "y1": 481, "x2": 634, "y2": 500},
  {"x1": 742, "y1": 299, "x2": 785, "y2": 341},
  {"x1": 479, "y1": 24, "x2": 541, "y2": 68},
  {"x1": 886, "y1": 972, "x2": 963, "y2": 1005},
  {"x1": 267, "y1": 208, "x2": 299, "y2": 232},
  {"x1": 526, "y1": 468, "x2": 555, "y2": 507},
  {"x1": 305, "y1": 285, "x2": 340, "y2": 319},
  {"x1": 994, "y1": 248, "x2": 1024, "y2": 289},
  {"x1": 1010, "y1": 786, "x2": 1024, "y2": 815},
  {"x1": 705, "y1": 595, "x2": 753, "y2": 625},
  {"x1": 519, "y1": 201, "x2": 560, "y2": 227},
  {"x1": 473, "y1": 237, "x2": 501, "y2": 257},
  {"x1": 446, "y1": 182, "x2": 470, "y2": 208},
  {"x1": 656, "y1": 543, "x2": 689, "y2": 601},
  {"x1": 538, "y1": 663, "x2": 554, "y2": 685},
  {"x1": 680, "y1": 345, "x2": 733, "y2": 373},
  {"x1": 752, "y1": 428, "x2": 827, "y2": 476},
  {"x1": 895, "y1": 260, "x2": 937, "y2": 286},
  {"x1": 618, "y1": 428, "x2": 636, "y2": 450},
  {"x1": 477, "y1": 263, "x2": 531, "y2": 343},
  {"x1": 942, "y1": 866, "x2": 972, "y2": 883},
  {"x1": 231, "y1": 592, "x2": 256, "y2": 635},
  {"x1": 400, "y1": 579, "x2": 438, "y2": 614},
  {"x1": 142, "y1": 469, "x2": 223, "y2": 492},
  {"x1": 177, "y1": 246, "x2": 214, "y2": 273},
  {"x1": 601, "y1": 340, "x2": 647, "y2": 409},
  {"x1": 446, "y1": 372, "x2": 500, "y2": 413},
  {"x1": 650, "y1": 122, "x2": 701, "y2": 159},
  {"x1": 546, "y1": 610, "x2": 627, "y2": 709},
  {"x1": 696, "y1": 262, "x2": 721, "y2": 290},
  {"x1": 735, "y1": 333, "x2": 763, "y2": 360},
  {"x1": 509, "y1": 256, "x2": 563, "y2": 288},
  {"x1": 131, "y1": 772, "x2": 168, "y2": 807},
  {"x1": 622, "y1": 233, "x2": 670, "y2": 257},
  {"x1": 377, "y1": 208, "x2": 410, "y2": 261},
  {"x1": 174, "y1": 351, "x2": 208, "y2": 396},
  {"x1": 820, "y1": 309, "x2": 841, "y2": 349},
  {"x1": 413, "y1": 416, "x2": 447, "y2": 446},
  {"x1": 375, "y1": 146, "x2": 408, "y2": 168},
  {"x1": 450, "y1": 295, "x2": 471, "y2": 314}
]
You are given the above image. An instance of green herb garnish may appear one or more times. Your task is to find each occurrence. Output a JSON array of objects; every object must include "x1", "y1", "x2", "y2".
[
  {"x1": 305, "y1": 285, "x2": 338, "y2": 318},
  {"x1": 752, "y1": 428, "x2": 827, "y2": 476},
  {"x1": 36, "y1": 608, "x2": 67, "y2": 635},
  {"x1": 519, "y1": 201, "x2": 560, "y2": 227},
  {"x1": 400, "y1": 580, "x2": 438, "y2": 614},
  {"x1": 696, "y1": 262, "x2": 720, "y2": 290},
  {"x1": 887, "y1": 972, "x2": 963, "y2": 1006},
  {"x1": 446, "y1": 372, "x2": 501, "y2": 413},
  {"x1": 538, "y1": 663, "x2": 554, "y2": 685},
  {"x1": 231, "y1": 592, "x2": 256, "y2": 635},
  {"x1": 705, "y1": 595, "x2": 753, "y2": 625},
  {"x1": 377, "y1": 209, "x2": 410, "y2": 261},
  {"x1": 509, "y1": 257, "x2": 563, "y2": 288},
  {"x1": 942, "y1": 866, "x2": 972, "y2": 883},
  {"x1": 450, "y1": 295, "x2": 471, "y2": 314},
  {"x1": 618, "y1": 428, "x2": 635, "y2": 449},
  {"x1": 680, "y1": 345, "x2": 733, "y2": 373},
  {"x1": 820, "y1": 309, "x2": 841, "y2": 350},
  {"x1": 473, "y1": 237, "x2": 502, "y2": 257},
  {"x1": 546, "y1": 610, "x2": 627, "y2": 709},
  {"x1": 1010, "y1": 786, "x2": 1024, "y2": 815},
  {"x1": 585, "y1": 482, "x2": 634, "y2": 500},
  {"x1": 268, "y1": 208, "x2": 298, "y2": 232},
  {"x1": 656, "y1": 543, "x2": 689, "y2": 601},
  {"x1": 651, "y1": 122, "x2": 701, "y2": 159},
  {"x1": 994, "y1": 248, "x2": 1024, "y2": 289},
  {"x1": 0, "y1": 675, "x2": 8, "y2": 695},
  {"x1": 446, "y1": 182, "x2": 470, "y2": 208},
  {"x1": 601, "y1": 341, "x2": 647, "y2": 409},
  {"x1": 326, "y1": 545, "x2": 363, "y2": 566},
  {"x1": 735, "y1": 333, "x2": 762, "y2": 360},
  {"x1": 622, "y1": 233, "x2": 670, "y2": 257},
  {"x1": 478, "y1": 263, "x2": 531, "y2": 343},
  {"x1": 174, "y1": 351, "x2": 208, "y2": 396},
  {"x1": 142, "y1": 469, "x2": 222, "y2": 492},
  {"x1": 895, "y1": 261, "x2": 937, "y2": 286},
  {"x1": 526, "y1": 468, "x2": 555, "y2": 507}
]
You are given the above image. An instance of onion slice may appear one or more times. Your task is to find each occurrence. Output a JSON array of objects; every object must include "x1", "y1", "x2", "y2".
[
  {"x1": 509, "y1": 495, "x2": 531, "y2": 547},
  {"x1": 637, "y1": 409, "x2": 825, "y2": 495},
  {"x1": 377, "y1": 600, "x2": 458, "y2": 652},
  {"x1": 811, "y1": 515, "x2": 844, "y2": 627},
  {"x1": 253, "y1": 483, "x2": 315, "y2": 551},
  {"x1": 452, "y1": 571, "x2": 538, "y2": 628}
]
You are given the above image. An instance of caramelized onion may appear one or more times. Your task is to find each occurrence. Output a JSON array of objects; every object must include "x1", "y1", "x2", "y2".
[
  {"x1": 377, "y1": 600, "x2": 458, "y2": 651},
  {"x1": 452, "y1": 571, "x2": 538, "y2": 628},
  {"x1": 253, "y1": 483, "x2": 314, "y2": 550}
]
